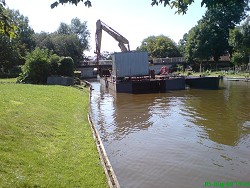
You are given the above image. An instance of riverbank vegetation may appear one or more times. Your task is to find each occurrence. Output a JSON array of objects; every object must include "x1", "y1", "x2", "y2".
[
  {"x1": 1, "y1": 1, "x2": 250, "y2": 78},
  {"x1": 0, "y1": 81, "x2": 108, "y2": 187}
]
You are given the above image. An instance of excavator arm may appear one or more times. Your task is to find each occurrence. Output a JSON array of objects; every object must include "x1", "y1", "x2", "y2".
[{"x1": 95, "y1": 19, "x2": 130, "y2": 64}]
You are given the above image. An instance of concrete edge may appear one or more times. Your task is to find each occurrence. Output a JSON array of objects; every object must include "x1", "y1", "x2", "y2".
[{"x1": 84, "y1": 80, "x2": 121, "y2": 188}]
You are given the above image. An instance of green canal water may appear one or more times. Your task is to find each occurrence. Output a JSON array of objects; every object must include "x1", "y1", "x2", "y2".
[{"x1": 90, "y1": 79, "x2": 250, "y2": 188}]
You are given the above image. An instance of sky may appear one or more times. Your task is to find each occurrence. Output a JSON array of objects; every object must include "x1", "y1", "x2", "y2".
[{"x1": 6, "y1": 0, "x2": 206, "y2": 56}]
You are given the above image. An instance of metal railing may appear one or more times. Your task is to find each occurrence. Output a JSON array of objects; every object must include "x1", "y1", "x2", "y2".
[
  {"x1": 152, "y1": 57, "x2": 185, "y2": 64},
  {"x1": 80, "y1": 56, "x2": 230, "y2": 66}
]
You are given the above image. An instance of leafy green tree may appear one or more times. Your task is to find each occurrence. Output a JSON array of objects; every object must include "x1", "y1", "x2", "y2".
[
  {"x1": 0, "y1": 0, "x2": 17, "y2": 38},
  {"x1": 49, "y1": 54, "x2": 61, "y2": 75},
  {"x1": 18, "y1": 48, "x2": 50, "y2": 84},
  {"x1": 0, "y1": 35, "x2": 21, "y2": 72},
  {"x1": 184, "y1": 1, "x2": 247, "y2": 67},
  {"x1": 33, "y1": 32, "x2": 54, "y2": 50},
  {"x1": 34, "y1": 18, "x2": 90, "y2": 66},
  {"x1": 178, "y1": 33, "x2": 188, "y2": 56},
  {"x1": 57, "y1": 23, "x2": 71, "y2": 35},
  {"x1": 9, "y1": 9, "x2": 35, "y2": 56},
  {"x1": 0, "y1": 9, "x2": 34, "y2": 73},
  {"x1": 58, "y1": 57, "x2": 74, "y2": 77},
  {"x1": 229, "y1": 18, "x2": 250, "y2": 66},
  {"x1": 70, "y1": 18, "x2": 90, "y2": 51},
  {"x1": 137, "y1": 35, "x2": 180, "y2": 58},
  {"x1": 51, "y1": 34, "x2": 83, "y2": 66}
]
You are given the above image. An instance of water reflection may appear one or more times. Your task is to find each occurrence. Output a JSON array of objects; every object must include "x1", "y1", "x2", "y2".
[{"x1": 90, "y1": 79, "x2": 250, "y2": 188}]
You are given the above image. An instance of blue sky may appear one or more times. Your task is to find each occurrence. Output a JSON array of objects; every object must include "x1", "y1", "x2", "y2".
[{"x1": 6, "y1": 0, "x2": 206, "y2": 56}]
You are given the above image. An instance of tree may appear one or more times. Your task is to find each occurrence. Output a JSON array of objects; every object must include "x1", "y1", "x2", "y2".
[
  {"x1": 51, "y1": 0, "x2": 91, "y2": 9},
  {"x1": 70, "y1": 18, "x2": 90, "y2": 51},
  {"x1": 57, "y1": 23, "x2": 71, "y2": 35},
  {"x1": 18, "y1": 48, "x2": 51, "y2": 84},
  {"x1": 58, "y1": 57, "x2": 74, "y2": 77},
  {"x1": 137, "y1": 35, "x2": 180, "y2": 58},
  {"x1": 0, "y1": 0, "x2": 17, "y2": 38},
  {"x1": 184, "y1": 0, "x2": 248, "y2": 66},
  {"x1": 51, "y1": 33, "x2": 83, "y2": 65},
  {"x1": 178, "y1": 33, "x2": 188, "y2": 56},
  {"x1": 0, "y1": 35, "x2": 21, "y2": 72},
  {"x1": 33, "y1": 32, "x2": 54, "y2": 50},
  {"x1": 229, "y1": 18, "x2": 250, "y2": 66},
  {"x1": 0, "y1": 9, "x2": 34, "y2": 73},
  {"x1": 51, "y1": 0, "x2": 249, "y2": 15},
  {"x1": 9, "y1": 9, "x2": 35, "y2": 56},
  {"x1": 34, "y1": 18, "x2": 90, "y2": 66}
]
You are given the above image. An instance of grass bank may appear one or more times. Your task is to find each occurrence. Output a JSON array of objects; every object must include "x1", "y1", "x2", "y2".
[{"x1": 0, "y1": 82, "x2": 108, "y2": 187}]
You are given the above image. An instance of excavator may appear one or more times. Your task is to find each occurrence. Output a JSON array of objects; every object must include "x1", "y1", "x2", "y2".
[{"x1": 95, "y1": 19, "x2": 130, "y2": 74}]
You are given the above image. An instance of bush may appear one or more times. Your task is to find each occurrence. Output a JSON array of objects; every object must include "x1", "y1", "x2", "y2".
[
  {"x1": 58, "y1": 57, "x2": 74, "y2": 77},
  {"x1": 18, "y1": 48, "x2": 50, "y2": 84},
  {"x1": 49, "y1": 54, "x2": 61, "y2": 76}
]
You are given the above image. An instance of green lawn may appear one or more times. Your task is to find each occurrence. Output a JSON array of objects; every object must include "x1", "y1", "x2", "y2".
[
  {"x1": 0, "y1": 82, "x2": 108, "y2": 187},
  {"x1": 0, "y1": 78, "x2": 17, "y2": 83}
]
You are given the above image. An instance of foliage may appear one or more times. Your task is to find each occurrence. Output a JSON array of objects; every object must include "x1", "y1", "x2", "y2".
[
  {"x1": 0, "y1": 83, "x2": 108, "y2": 188},
  {"x1": 58, "y1": 57, "x2": 74, "y2": 77},
  {"x1": 51, "y1": 34, "x2": 83, "y2": 65},
  {"x1": 0, "y1": 35, "x2": 22, "y2": 72},
  {"x1": 151, "y1": 0, "x2": 249, "y2": 14},
  {"x1": 230, "y1": 52, "x2": 247, "y2": 66},
  {"x1": 0, "y1": 0, "x2": 17, "y2": 38},
  {"x1": 0, "y1": 9, "x2": 35, "y2": 73},
  {"x1": 10, "y1": 9, "x2": 35, "y2": 55},
  {"x1": 34, "y1": 18, "x2": 90, "y2": 66},
  {"x1": 49, "y1": 54, "x2": 61, "y2": 75},
  {"x1": 51, "y1": 0, "x2": 91, "y2": 9},
  {"x1": 137, "y1": 35, "x2": 180, "y2": 58},
  {"x1": 229, "y1": 18, "x2": 250, "y2": 66},
  {"x1": 184, "y1": 1, "x2": 248, "y2": 66},
  {"x1": 18, "y1": 48, "x2": 50, "y2": 84},
  {"x1": 50, "y1": 0, "x2": 249, "y2": 15},
  {"x1": 178, "y1": 33, "x2": 188, "y2": 56}
]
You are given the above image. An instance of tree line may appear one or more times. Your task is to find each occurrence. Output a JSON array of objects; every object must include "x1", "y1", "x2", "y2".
[
  {"x1": 0, "y1": 0, "x2": 249, "y2": 80},
  {"x1": 0, "y1": 8, "x2": 90, "y2": 82},
  {"x1": 137, "y1": 1, "x2": 250, "y2": 71}
]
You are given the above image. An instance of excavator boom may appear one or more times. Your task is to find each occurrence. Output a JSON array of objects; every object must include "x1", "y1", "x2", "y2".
[{"x1": 95, "y1": 19, "x2": 130, "y2": 64}]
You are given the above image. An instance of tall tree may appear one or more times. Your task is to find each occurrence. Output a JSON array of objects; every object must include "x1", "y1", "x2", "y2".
[
  {"x1": 185, "y1": 0, "x2": 248, "y2": 64},
  {"x1": 137, "y1": 35, "x2": 180, "y2": 58},
  {"x1": 70, "y1": 18, "x2": 90, "y2": 51},
  {"x1": 229, "y1": 17, "x2": 250, "y2": 66},
  {"x1": 0, "y1": 0, "x2": 16, "y2": 38},
  {"x1": 51, "y1": 34, "x2": 83, "y2": 65},
  {"x1": 0, "y1": 9, "x2": 34, "y2": 72},
  {"x1": 34, "y1": 18, "x2": 90, "y2": 66}
]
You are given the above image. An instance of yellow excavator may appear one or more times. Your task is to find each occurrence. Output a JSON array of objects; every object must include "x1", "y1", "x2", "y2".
[{"x1": 95, "y1": 19, "x2": 130, "y2": 75}]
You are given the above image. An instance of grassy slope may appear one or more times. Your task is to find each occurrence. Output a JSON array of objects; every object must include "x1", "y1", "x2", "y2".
[{"x1": 0, "y1": 83, "x2": 108, "y2": 188}]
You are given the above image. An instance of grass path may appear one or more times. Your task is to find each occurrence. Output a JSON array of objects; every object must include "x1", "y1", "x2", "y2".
[{"x1": 0, "y1": 82, "x2": 108, "y2": 187}]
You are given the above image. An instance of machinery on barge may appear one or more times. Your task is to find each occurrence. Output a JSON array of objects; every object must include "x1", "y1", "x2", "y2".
[{"x1": 94, "y1": 20, "x2": 219, "y2": 93}]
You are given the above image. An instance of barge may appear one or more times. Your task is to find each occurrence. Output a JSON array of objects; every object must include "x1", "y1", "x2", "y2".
[
  {"x1": 99, "y1": 51, "x2": 220, "y2": 93},
  {"x1": 185, "y1": 76, "x2": 220, "y2": 90},
  {"x1": 100, "y1": 76, "x2": 185, "y2": 94}
]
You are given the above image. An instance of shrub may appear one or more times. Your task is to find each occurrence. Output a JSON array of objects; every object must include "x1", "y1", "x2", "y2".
[
  {"x1": 49, "y1": 54, "x2": 61, "y2": 76},
  {"x1": 58, "y1": 57, "x2": 74, "y2": 77},
  {"x1": 18, "y1": 48, "x2": 50, "y2": 84}
]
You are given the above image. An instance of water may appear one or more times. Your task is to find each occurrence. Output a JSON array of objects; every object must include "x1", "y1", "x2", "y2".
[{"x1": 90, "y1": 79, "x2": 250, "y2": 188}]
